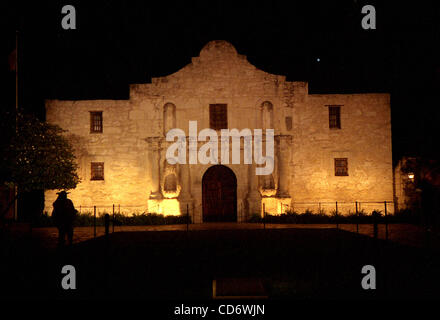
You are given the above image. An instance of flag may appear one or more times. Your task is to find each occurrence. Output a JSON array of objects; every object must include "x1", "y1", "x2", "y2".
[{"x1": 8, "y1": 48, "x2": 17, "y2": 72}]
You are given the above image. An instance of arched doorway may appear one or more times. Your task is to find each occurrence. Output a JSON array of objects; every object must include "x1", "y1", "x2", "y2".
[{"x1": 202, "y1": 165, "x2": 237, "y2": 222}]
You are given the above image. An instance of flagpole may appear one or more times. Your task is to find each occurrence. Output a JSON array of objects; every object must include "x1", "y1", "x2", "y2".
[
  {"x1": 15, "y1": 30, "x2": 18, "y2": 111},
  {"x1": 14, "y1": 30, "x2": 18, "y2": 221}
]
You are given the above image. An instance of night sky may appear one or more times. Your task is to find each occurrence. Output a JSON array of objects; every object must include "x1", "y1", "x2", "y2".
[{"x1": 2, "y1": 0, "x2": 440, "y2": 162}]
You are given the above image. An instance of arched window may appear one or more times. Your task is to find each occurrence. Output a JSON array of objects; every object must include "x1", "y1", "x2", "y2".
[
  {"x1": 262, "y1": 174, "x2": 275, "y2": 190},
  {"x1": 261, "y1": 101, "x2": 273, "y2": 129},
  {"x1": 164, "y1": 174, "x2": 177, "y2": 192},
  {"x1": 259, "y1": 173, "x2": 276, "y2": 197},
  {"x1": 162, "y1": 161, "x2": 181, "y2": 198}
]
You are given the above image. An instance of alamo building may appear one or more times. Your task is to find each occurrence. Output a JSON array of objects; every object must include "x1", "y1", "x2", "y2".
[{"x1": 44, "y1": 40, "x2": 394, "y2": 222}]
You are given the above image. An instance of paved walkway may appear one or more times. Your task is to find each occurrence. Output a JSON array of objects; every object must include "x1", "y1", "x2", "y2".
[{"x1": 30, "y1": 223, "x2": 439, "y2": 249}]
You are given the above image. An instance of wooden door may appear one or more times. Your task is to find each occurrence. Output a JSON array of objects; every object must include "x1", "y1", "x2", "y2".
[{"x1": 202, "y1": 165, "x2": 237, "y2": 222}]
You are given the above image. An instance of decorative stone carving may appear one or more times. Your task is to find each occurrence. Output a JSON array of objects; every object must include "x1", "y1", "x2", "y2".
[{"x1": 161, "y1": 161, "x2": 181, "y2": 199}]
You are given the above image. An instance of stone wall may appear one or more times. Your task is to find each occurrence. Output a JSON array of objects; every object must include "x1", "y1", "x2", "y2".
[
  {"x1": 290, "y1": 93, "x2": 394, "y2": 214},
  {"x1": 45, "y1": 99, "x2": 151, "y2": 214}
]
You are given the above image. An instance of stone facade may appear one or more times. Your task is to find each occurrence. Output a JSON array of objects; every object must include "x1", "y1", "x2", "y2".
[{"x1": 45, "y1": 40, "x2": 394, "y2": 221}]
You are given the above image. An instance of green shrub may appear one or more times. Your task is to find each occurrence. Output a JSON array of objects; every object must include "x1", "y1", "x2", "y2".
[
  {"x1": 247, "y1": 208, "x2": 416, "y2": 224},
  {"x1": 390, "y1": 208, "x2": 420, "y2": 224},
  {"x1": 248, "y1": 213, "x2": 262, "y2": 222},
  {"x1": 34, "y1": 212, "x2": 54, "y2": 227},
  {"x1": 371, "y1": 210, "x2": 383, "y2": 218},
  {"x1": 33, "y1": 212, "x2": 191, "y2": 227}
]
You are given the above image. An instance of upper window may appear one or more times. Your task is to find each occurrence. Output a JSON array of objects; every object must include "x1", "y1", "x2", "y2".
[
  {"x1": 91, "y1": 162, "x2": 104, "y2": 180},
  {"x1": 334, "y1": 158, "x2": 348, "y2": 176},
  {"x1": 90, "y1": 111, "x2": 103, "y2": 133},
  {"x1": 328, "y1": 106, "x2": 341, "y2": 129},
  {"x1": 209, "y1": 104, "x2": 227, "y2": 130}
]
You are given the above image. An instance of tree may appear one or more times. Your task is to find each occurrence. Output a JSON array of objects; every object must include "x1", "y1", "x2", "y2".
[
  {"x1": 400, "y1": 157, "x2": 440, "y2": 228},
  {"x1": 0, "y1": 110, "x2": 80, "y2": 220}
]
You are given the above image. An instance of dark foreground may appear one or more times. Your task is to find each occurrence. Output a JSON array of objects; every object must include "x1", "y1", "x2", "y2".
[{"x1": 1, "y1": 228, "x2": 440, "y2": 300}]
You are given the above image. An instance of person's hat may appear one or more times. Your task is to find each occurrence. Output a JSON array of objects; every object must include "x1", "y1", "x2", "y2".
[{"x1": 56, "y1": 190, "x2": 70, "y2": 195}]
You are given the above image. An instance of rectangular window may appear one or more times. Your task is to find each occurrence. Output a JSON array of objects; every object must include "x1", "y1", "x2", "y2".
[
  {"x1": 91, "y1": 162, "x2": 104, "y2": 180},
  {"x1": 209, "y1": 104, "x2": 227, "y2": 130},
  {"x1": 90, "y1": 111, "x2": 103, "y2": 133},
  {"x1": 334, "y1": 158, "x2": 348, "y2": 176},
  {"x1": 328, "y1": 106, "x2": 341, "y2": 129}
]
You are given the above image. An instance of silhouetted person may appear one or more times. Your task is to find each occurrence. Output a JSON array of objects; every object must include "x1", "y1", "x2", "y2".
[{"x1": 52, "y1": 191, "x2": 77, "y2": 247}]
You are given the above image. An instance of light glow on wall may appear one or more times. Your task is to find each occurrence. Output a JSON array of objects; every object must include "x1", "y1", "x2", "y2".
[
  {"x1": 261, "y1": 197, "x2": 291, "y2": 216},
  {"x1": 148, "y1": 198, "x2": 181, "y2": 216}
]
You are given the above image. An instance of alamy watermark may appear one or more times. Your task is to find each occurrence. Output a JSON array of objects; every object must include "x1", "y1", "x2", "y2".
[
  {"x1": 361, "y1": 264, "x2": 376, "y2": 290},
  {"x1": 61, "y1": 265, "x2": 76, "y2": 290},
  {"x1": 61, "y1": 5, "x2": 76, "y2": 30},
  {"x1": 361, "y1": 5, "x2": 376, "y2": 30},
  {"x1": 165, "y1": 121, "x2": 274, "y2": 175}
]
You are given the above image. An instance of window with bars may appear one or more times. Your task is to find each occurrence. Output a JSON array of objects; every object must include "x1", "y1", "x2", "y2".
[
  {"x1": 328, "y1": 106, "x2": 341, "y2": 129},
  {"x1": 91, "y1": 162, "x2": 104, "y2": 180},
  {"x1": 334, "y1": 158, "x2": 348, "y2": 176},
  {"x1": 90, "y1": 111, "x2": 103, "y2": 133},
  {"x1": 209, "y1": 104, "x2": 227, "y2": 130}
]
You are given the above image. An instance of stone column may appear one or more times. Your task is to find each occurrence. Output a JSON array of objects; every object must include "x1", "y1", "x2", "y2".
[
  {"x1": 179, "y1": 164, "x2": 192, "y2": 199},
  {"x1": 148, "y1": 137, "x2": 162, "y2": 199},
  {"x1": 246, "y1": 162, "x2": 262, "y2": 218},
  {"x1": 276, "y1": 135, "x2": 291, "y2": 198},
  {"x1": 179, "y1": 163, "x2": 194, "y2": 214}
]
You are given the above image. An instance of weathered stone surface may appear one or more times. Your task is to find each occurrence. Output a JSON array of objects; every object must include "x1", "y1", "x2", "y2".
[{"x1": 45, "y1": 40, "x2": 394, "y2": 219}]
